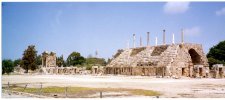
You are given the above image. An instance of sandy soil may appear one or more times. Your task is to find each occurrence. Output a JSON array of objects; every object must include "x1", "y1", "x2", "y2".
[{"x1": 2, "y1": 75, "x2": 225, "y2": 98}]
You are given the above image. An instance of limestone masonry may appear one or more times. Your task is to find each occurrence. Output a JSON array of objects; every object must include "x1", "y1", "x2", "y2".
[
  {"x1": 42, "y1": 51, "x2": 56, "y2": 67},
  {"x1": 105, "y1": 30, "x2": 224, "y2": 78},
  {"x1": 105, "y1": 43, "x2": 209, "y2": 78}
]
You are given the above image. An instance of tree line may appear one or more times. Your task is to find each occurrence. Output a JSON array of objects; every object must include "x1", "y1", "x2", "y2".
[
  {"x1": 2, "y1": 45, "x2": 108, "y2": 74},
  {"x1": 207, "y1": 40, "x2": 225, "y2": 68},
  {"x1": 2, "y1": 40, "x2": 225, "y2": 74}
]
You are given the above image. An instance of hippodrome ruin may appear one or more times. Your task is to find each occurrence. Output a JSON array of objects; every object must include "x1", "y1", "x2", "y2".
[{"x1": 39, "y1": 30, "x2": 224, "y2": 78}]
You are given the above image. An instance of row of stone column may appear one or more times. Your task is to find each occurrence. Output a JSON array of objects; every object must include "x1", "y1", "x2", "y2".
[{"x1": 129, "y1": 29, "x2": 185, "y2": 48}]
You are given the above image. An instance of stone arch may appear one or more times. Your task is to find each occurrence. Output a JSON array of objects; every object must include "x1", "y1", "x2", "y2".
[{"x1": 188, "y1": 49, "x2": 201, "y2": 64}]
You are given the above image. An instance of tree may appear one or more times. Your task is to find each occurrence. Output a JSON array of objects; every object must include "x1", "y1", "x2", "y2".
[
  {"x1": 63, "y1": 60, "x2": 66, "y2": 67},
  {"x1": 14, "y1": 58, "x2": 21, "y2": 67},
  {"x1": 84, "y1": 57, "x2": 106, "y2": 70},
  {"x1": 2, "y1": 59, "x2": 14, "y2": 74},
  {"x1": 107, "y1": 58, "x2": 112, "y2": 64},
  {"x1": 57, "y1": 55, "x2": 65, "y2": 67},
  {"x1": 36, "y1": 55, "x2": 42, "y2": 65},
  {"x1": 85, "y1": 57, "x2": 106, "y2": 66},
  {"x1": 20, "y1": 45, "x2": 38, "y2": 73},
  {"x1": 67, "y1": 52, "x2": 85, "y2": 66},
  {"x1": 207, "y1": 40, "x2": 225, "y2": 68}
]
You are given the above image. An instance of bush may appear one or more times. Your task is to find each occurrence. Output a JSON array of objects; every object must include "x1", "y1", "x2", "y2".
[
  {"x1": 2, "y1": 59, "x2": 14, "y2": 74},
  {"x1": 207, "y1": 40, "x2": 225, "y2": 68}
]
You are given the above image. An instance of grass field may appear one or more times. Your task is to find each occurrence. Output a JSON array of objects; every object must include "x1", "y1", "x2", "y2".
[{"x1": 3, "y1": 85, "x2": 161, "y2": 98}]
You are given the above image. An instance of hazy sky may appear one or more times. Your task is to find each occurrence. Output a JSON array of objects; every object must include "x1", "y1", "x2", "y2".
[{"x1": 2, "y1": 2, "x2": 225, "y2": 60}]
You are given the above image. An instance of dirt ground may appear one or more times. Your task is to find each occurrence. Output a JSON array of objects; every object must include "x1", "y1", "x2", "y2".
[{"x1": 2, "y1": 75, "x2": 225, "y2": 98}]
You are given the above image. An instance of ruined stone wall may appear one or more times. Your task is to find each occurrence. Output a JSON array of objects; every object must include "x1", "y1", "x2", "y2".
[
  {"x1": 170, "y1": 45, "x2": 191, "y2": 77},
  {"x1": 106, "y1": 43, "x2": 209, "y2": 78},
  {"x1": 43, "y1": 67, "x2": 86, "y2": 75},
  {"x1": 210, "y1": 64, "x2": 225, "y2": 78},
  {"x1": 91, "y1": 66, "x2": 104, "y2": 74},
  {"x1": 42, "y1": 51, "x2": 57, "y2": 67},
  {"x1": 169, "y1": 44, "x2": 209, "y2": 78},
  {"x1": 46, "y1": 55, "x2": 56, "y2": 67},
  {"x1": 182, "y1": 43, "x2": 209, "y2": 67}
]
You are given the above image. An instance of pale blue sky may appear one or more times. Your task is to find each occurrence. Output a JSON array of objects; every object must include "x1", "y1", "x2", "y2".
[{"x1": 2, "y1": 2, "x2": 225, "y2": 60}]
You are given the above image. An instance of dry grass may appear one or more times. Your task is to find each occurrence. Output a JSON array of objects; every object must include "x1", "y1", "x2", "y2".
[
  {"x1": 113, "y1": 49, "x2": 124, "y2": 58},
  {"x1": 130, "y1": 89, "x2": 161, "y2": 96},
  {"x1": 130, "y1": 47, "x2": 146, "y2": 56},
  {"x1": 6, "y1": 86, "x2": 161, "y2": 98},
  {"x1": 151, "y1": 45, "x2": 168, "y2": 56}
]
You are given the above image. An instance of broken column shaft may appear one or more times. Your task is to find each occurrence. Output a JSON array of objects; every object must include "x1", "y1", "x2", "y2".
[
  {"x1": 172, "y1": 33, "x2": 175, "y2": 44},
  {"x1": 140, "y1": 36, "x2": 142, "y2": 47},
  {"x1": 181, "y1": 29, "x2": 184, "y2": 44},
  {"x1": 163, "y1": 29, "x2": 166, "y2": 45},
  {"x1": 147, "y1": 32, "x2": 150, "y2": 46},
  {"x1": 133, "y1": 34, "x2": 136, "y2": 48}
]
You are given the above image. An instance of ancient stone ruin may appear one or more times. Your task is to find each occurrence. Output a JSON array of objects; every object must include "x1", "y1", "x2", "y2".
[
  {"x1": 40, "y1": 51, "x2": 103, "y2": 75},
  {"x1": 41, "y1": 51, "x2": 78, "y2": 74},
  {"x1": 42, "y1": 51, "x2": 57, "y2": 67},
  {"x1": 42, "y1": 66, "x2": 91, "y2": 75},
  {"x1": 91, "y1": 66, "x2": 104, "y2": 75},
  {"x1": 106, "y1": 43, "x2": 209, "y2": 78},
  {"x1": 210, "y1": 64, "x2": 225, "y2": 78},
  {"x1": 33, "y1": 30, "x2": 225, "y2": 78},
  {"x1": 105, "y1": 30, "x2": 214, "y2": 78}
]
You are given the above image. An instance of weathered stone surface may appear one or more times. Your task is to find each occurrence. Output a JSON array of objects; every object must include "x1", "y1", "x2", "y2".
[
  {"x1": 106, "y1": 43, "x2": 209, "y2": 78},
  {"x1": 91, "y1": 66, "x2": 104, "y2": 75},
  {"x1": 42, "y1": 51, "x2": 56, "y2": 67},
  {"x1": 41, "y1": 66, "x2": 85, "y2": 75},
  {"x1": 211, "y1": 64, "x2": 225, "y2": 78}
]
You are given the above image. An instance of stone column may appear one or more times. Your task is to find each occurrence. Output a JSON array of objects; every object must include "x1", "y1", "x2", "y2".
[
  {"x1": 155, "y1": 37, "x2": 158, "y2": 46},
  {"x1": 196, "y1": 67, "x2": 199, "y2": 77},
  {"x1": 133, "y1": 34, "x2": 136, "y2": 48},
  {"x1": 140, "y1": 36, "x2": 142, "y2": 47},
  {"x1": 163, "y1": 29, "x2": 166, "y2": 45},
  {"x1": 147, "y1": 32, "x2": 150, "y2": 46},
  {"x1": 181, "y1": 29, "x2": 184, "y2": 44},
  {"x1": 172, "y1": 33, "x2": 175, "y2": 44},
  {"x1": 42, "y1": 56, "x2": 44, "y2": 67}
]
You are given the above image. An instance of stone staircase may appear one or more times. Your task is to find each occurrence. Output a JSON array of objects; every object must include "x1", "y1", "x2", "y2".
[
  {"x1": 158, "y1": 45, "x2": 179, "y2": 67},
  {"x1": 108, "y1": 44, "x2": 181, "y2": 68},
  {"x1": 132, "y1": 47, "x2": 156, "y2": 66},
  {"x1": 108, "y1": 49, "x2": 132, "y2": 67}
]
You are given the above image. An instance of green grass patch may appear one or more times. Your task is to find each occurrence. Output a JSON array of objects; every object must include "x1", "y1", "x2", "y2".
[
  {"x1": 130, "y1": 89, "x2": 161, "y2": 96},
  {"x1": 6, "y1": 86, "x2": 161, "y2": 97},
  {"x1": 14, "y1": 87, "x2": 38, "y2": 93},
  {"x1": 11, "y1": 86, "x2": 95, "y2": 93}
]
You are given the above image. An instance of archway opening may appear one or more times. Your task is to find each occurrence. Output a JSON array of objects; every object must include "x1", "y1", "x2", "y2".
[
  {"x1": 188, "y1": 49, "x2": 201, "y2": 64},
  {"x1": 94, "y1": 68, "x2": 97, "y2": 74},
  {"x1": 219, "y1": 68, "x2": 223, "y2": 77},
  {"x1": 182, "y1": 68, "x2": 185, "y2": 76},
  {"x1": 199, "y1": 67, "x2": 203, "y2": 76}
]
